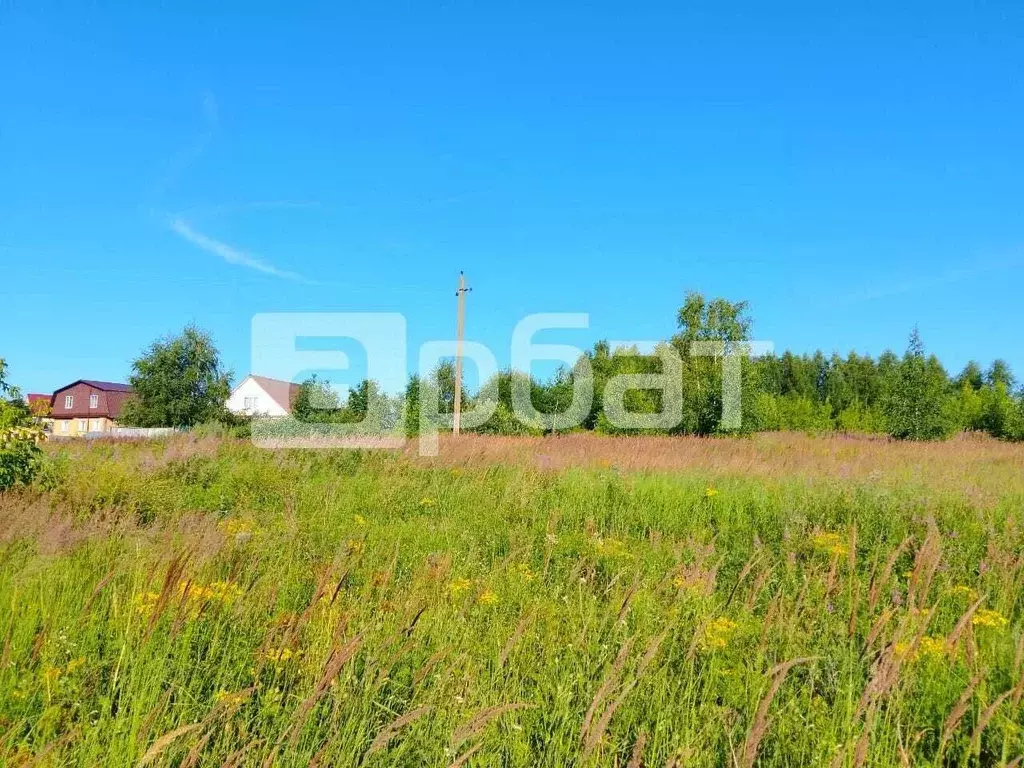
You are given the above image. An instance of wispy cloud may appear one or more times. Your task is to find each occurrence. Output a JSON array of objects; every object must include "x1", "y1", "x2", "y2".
[
  {"x1": 841, "y1": 253, "x2": 1024, "y2": 305},
  {"x1": 152, "y1": 92, "x2": 220, "y2": 203},
  {"x1": 169, "y1": 217, "x2": 305, "y2": 281}
]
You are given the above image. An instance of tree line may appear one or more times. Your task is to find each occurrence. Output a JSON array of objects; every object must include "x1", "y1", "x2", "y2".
[
  {"x1": 5, "y1": 291, "x2": 1022, "y2": 443},
  {"x1": 291, "y1": 292, "x2": 1024, "y2": 442}
]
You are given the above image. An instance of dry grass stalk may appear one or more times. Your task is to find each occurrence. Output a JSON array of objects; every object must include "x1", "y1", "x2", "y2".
[
  {"x1": 725, "y1": 551, "x2": 761, "y2": 607},
  {"x1": 413, "y1": 648, "x2": 449, "y2": 687},
  {"x1": 907, "y1": 523, "x2": 942, "y2": 610},
  {"x1": 582, "y1": 632, "x2": 667, "y2": 758},
  {"x1": 626, "y1": 730, "x2": 647, "y2": 768},
  {"x1": 862, "y1": 609, "x2": 894, "y2": 655},
  {"x1": 744, "y1": 565, "x2": 773, "y2": 612},
  {"x1": 739, "y1": 657, "x2": 815, "y2": 768},
  {"x1": 264, "y1": 632, "x2": 364, "y2": 763},
  {"x1": 848, "y1": 524, "x2": 859, "y2": 637},
  {"x1": 937, "y1": 671, "x2": 983, "y2": 759},
  {"x1": 944, "y1": 594, "x2": 987, "y2": 655},
  {"x1": 137, "y1": 723, "x2": 201, "y2": 767},
  {"x1": 867, "y1": 536, "x2": 912, "y2": 615},
  {"x1": 616, "y1": 575, "x2": 643, "y2": 624},
  {"x1": 366, "y1": 705, "x2": 433, "y2": 757},
  {"x1": 969, "y1": 689, "x2": 1012, "y2": 754},
  {"x1": 446, "y1": 740, "x2": 483, "y2": 768},
  {"x1": 450, "y1": 703, "x2": 532, "y2": 749},
  {"x1": 498, "y1": 610, "x2": 534, "y2": 669},
  {"x1": 580, "y1": 638, "x2": 635, "y2": 742}
]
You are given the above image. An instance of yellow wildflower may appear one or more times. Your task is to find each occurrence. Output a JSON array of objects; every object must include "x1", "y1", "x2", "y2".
[
  {"x1": 701, "y1": 617, "x2": 739, "y2": 650},
  {"x1": 810, "y1": 532, "x2": 848, "y2": 558},
  {"x1": 42, "y1": 665, "x2": 62, "y2": 683},
  {"x1": 263, "y1": 647, "x2": 296, "y2": 664},
  {"x1": 346, "y1": 539, "x2": 366, "y2": 555},
  {"x1": 208, "y1": 581, "x2": 243, "y2": 602},
  {"x1": 354, "y1": 514, "x2": 368, "y2": 526},
  {"x1": 704, "y1": 487, "x2": 719, "y2": 498},
  {"x1": 595, "y1": 538, "x2": 633, "y2": 559},
  {"x1": 65, "y1": 657, "x2": 86, "y2": 674},
  {"x1": 135, "y1": 591, "x2": 162, "y2": 616},
  {"x1": 214, "y1": 689, "x2": 249, "y2": 707},
  {"x1": 477, "y1": 589, "x2": 499, "y2": 606},
  {"x1": 447, "y1": 578, "x2": 472, "y2": 596},
  {"x1": 218, "y1": 518, "x2": 258, "y2": 539},
  {"x1": 515, "y1": 563, "x2": 536, "y2": 581},
  {"x1": 918, "y1": 636, "x2": 946, "y2": 659},
  {"x1": 947, "y1": 585, "x2": 979, "y2": 601},
  {"x1": 419, "y1": 497, "x2": 437, "y2": 507},
  {"x1": 972, "y1": 609, "x2": 1009, "y2": 629}
]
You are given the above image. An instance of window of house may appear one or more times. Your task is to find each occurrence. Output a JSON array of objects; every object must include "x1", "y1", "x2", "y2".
[
  {"x1": 244, "y1": 396, "x2": 259, "y2": 410},
  {"x1": 90, "y1": 394, "x2": 98, "y2": 408},
  {"x1": 78, "y1": 419, "x2": 88, "y2": 432},
  {"x1": 65, "y1": 395, "x2": 74, "y2": 409},
  {"x1": 90, "y1": 419, "x2": 103, "y2": 431},
  {"x1": 60, "y1": 421, "x2": 69, "y2": 433}
]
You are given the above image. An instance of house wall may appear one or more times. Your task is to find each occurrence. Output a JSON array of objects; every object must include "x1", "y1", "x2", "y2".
[
  {"x1": 226, "y1": 377, "x2": 290, "y2": 417},
  {"x1": 51, "y1": 416, "x2": 115, "y2": 437}
]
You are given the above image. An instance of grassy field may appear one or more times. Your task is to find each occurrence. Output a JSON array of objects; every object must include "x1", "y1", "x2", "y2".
[{"x1": 2, "y1": 434, "x2": 1024, "y2": 766}]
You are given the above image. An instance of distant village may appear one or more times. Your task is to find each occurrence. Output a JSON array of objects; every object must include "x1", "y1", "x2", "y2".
[{"x1": 26, "y1": 375, "x2": 298, "y2": 437}]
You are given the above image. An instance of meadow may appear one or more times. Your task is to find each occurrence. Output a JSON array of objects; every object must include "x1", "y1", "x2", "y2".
[{"x1": 2, "y1": 434, "x2": 1024, "y2": 766}]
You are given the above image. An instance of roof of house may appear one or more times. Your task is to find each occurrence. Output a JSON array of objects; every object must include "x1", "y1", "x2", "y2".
[
  {"x1": 49, "y1": 380, "x2": 133, "y2": 419},
  {"x1": 26, "y1": 393, "x2": 51, "y2": 404},
  {"x1": 52, "y1": 379, "x2": 133, "y2": 394},
  {"x1": 239, "y1": 375, "x2": 300, "y2": 412}
]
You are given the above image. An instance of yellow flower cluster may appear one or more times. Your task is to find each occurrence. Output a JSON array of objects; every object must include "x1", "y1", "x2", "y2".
[
  {"x1": 214, "y1": 689, "x2": 249, "y2": 707},
  {"x1": 179, "y1": 580, "x2": 244, "y2": 603},
  {"x1": 218, "y1": 518, "x2": 258, "y2": 538},
  {"x1": 972, "y1": 609, "x2": 1009, "y2": 629},
  {"x1": 810, "y1": 532, "x2": 848, "y2": 558},
  {"x1": 704, "y1": 487, "x2": 719, "y2": 498},
  {"x1": 353, "y1": 514, "x2": 368, "y2": 526},
  {"x1": 263, "y1": 647, "x2": 297, "y2": 664},
  {"x1": 515, "y1": 563, "x2": 536, "y2": 581},
  {"x1": 947, "y1": 585, "x2": 980, "y2": 601},
  {"x1": 135, "y1": 591, "x2": 163, "y2": 617},
  {"x1": 419, "y1": 497, "x2": 437, "y2": 507},
  {"x1": 448, "y1": 578, "x2": 473, "y2": 596},
  {"x1": 594, "y1": 538, "x2": 633, "y2": 559},
  {"x1": 701, "y1": 617, "x2": 739, "y2": 650},
  {"x1": 346, "y1": 539, "x2": 366, "y2": 555},
  {"x1": 477, "y1": 589, "x2": 499, "y2": 606},
  {"x1": 42, "y1": 656, "x2": 86, "y2": 683},
  {"x1": 894, "y1": 636, "x2": 947, "y2": 662}
]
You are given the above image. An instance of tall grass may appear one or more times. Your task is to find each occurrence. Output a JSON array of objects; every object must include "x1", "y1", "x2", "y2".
[{"x1": 1, "y1": 435, "x2": 1023, "y2": 766}]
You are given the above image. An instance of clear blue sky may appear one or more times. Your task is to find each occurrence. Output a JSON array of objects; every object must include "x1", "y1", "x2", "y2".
[{"x1": 3, "y1": 1, "x2": 1023, "y2": 395}]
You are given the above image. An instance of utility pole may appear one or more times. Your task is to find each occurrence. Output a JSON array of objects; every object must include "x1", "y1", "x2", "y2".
[{"x1": 453, "y1": 271, "x2": 470, "y2": 435}]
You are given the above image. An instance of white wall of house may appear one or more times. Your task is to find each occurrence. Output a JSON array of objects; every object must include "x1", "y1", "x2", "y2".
[{"x1": 226, "y1": 376, "x2": 290, "y2": 417}]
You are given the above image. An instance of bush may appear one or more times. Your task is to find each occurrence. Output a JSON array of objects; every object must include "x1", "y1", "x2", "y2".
[{"x1": 0, "y1": 425, "x2": 46, "y2": 491}]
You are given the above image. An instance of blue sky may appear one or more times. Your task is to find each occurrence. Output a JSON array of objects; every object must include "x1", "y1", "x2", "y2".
[{"x1": 2, "y1": 1, "x2": 1023, "y2": 395}]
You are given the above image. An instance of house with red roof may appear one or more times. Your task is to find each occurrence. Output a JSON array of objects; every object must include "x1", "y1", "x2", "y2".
[
  {"x1": 49, "y1": 380, "x2": 133, "y2": 437},
  {"x1": 226, "y1": 375, "x2": 299, "y2": 418}
]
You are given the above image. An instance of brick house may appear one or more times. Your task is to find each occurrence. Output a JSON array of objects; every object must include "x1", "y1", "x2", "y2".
[{"x1": 49, "y1": 380, "x2": 133, "y2": 437}]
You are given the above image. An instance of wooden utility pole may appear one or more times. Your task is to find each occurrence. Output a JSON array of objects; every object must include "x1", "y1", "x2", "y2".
[{"x1": 453, "y1": 271, "x2": 470, "y2": 435}]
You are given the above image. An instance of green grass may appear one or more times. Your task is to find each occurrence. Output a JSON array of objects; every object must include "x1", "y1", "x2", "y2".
[{"x1": 1, "y1": 436, "x2": 1023, "y2": 766}]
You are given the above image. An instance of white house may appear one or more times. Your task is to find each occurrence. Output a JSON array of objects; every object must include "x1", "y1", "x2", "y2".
[{"x1": 226, "y1": 375, "x2": 300, "y2": 418}]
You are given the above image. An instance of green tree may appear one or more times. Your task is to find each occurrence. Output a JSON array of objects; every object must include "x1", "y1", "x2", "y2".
[
  {"x1": 0, "y1": 358, "x2": 43, "y2": 491},
  {"x1": 882, "y1": 329, "x2": 957, "y2": 441},
  {"x1": 292, "y1": 376, "x2": 343, "y2": 422},
  {"x1": 670, "y1": 291, "x2": 755, "y2": 434},
  {"x1": 120, "y1": 326, "x2": 233, "y2": 428}
]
